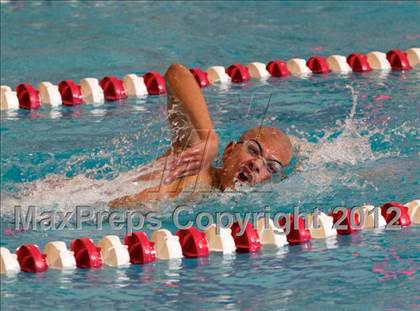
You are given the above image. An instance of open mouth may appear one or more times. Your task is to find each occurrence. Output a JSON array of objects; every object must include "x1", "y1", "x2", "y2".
[
  {"x1": 237, "y1": 172, "x2": 249, "y2": 182},
  {"x1": 235, "y1": 168, "x2": 253, "y2": 185}
]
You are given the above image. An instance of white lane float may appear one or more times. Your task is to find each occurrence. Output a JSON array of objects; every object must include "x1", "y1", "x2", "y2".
[
  {"x1": 1, "y1": 46, "x2": 418, "y2": 111},
  {"x1": 122, "y1": 74, "x2": 148, "y2": 97},
  {"x1": 44, "y1": 241, "x2": 76, "y2": 269},
  {"x1": 97, "y1": 235, "x2": 130, "y2": 267},
  {"x1": 406, "y1": 48, "x2": 420, "y2": 67},
  {"x1": 1, "y1": 85, "x2": 12, "y2": 99},
  {"x1": 80, "y1": 78, "x2": 104, "y2": 103},
  {"x1": 151, "y1": 229, "x2": 183, "y2": 260},
  {"x1": 204, "y1": 224, "x2": 236, "y2": 254},
  {"x1": 1, "y1": 198, "x2": 418, "y2": 275},
  {"x1": 307, "y1": 212, "x2": 337, "y2": 239},
  {"x1": 366, "y1": 51, "x2": 391, "y2": 70},
  {"x1": 326, "y1": 55, "x2": 352, "y2": 73},
  {"x1": 0, "y1": 85, "x2": 12, "y2": 96},
  {"x1": 247, "y1": 62, "x2": 270, "y2": 79},
  {"x1": 206, "y1": 66, "x2": 231, "y2": 83},
  {"x1": 286, "y1": 58, "x2": 311, "y2": 75},
  {"x1": 357, "y1": 205, "x2": 387, "y2": 229},
  {"x1": 405, "y1": 200, "x2": 419, "y2": 224},
  {"x1": 0, "y1": 247, "x2": 20, "y2": 274},
  {"x1": 0, "y1": 85, "x2": 19, "y2": 110},
  {"x1": 0, "y1": 200, "x2": 420, "y2": 274},
  {"x1": 38, "y1": 82, "x2": 62, "y2": 107},
  {"x1": 256, "y1": 218, "x2": 288, "y2": 247}
]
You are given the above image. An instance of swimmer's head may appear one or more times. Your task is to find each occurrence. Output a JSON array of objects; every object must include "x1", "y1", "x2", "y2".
[{"x1": 219, "y1": 126, "x2": 293, "y2": 190}]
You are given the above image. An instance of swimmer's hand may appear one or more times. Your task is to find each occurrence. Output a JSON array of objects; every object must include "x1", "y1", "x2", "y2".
[{"x1": 163, "y1": 135, "x2": 218, "y2": 184}]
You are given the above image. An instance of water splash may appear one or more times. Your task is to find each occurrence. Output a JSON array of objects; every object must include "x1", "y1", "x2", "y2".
[
  {"x1": 0, "y1": 161, "x2": 164, "y2": 218},
  {"x1": 0, "y1": 84, "x2": 415, "y2": 218}
]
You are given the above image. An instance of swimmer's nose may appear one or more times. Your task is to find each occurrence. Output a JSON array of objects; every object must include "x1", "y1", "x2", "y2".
[
  {"x1": 247, "y1": 159, "x2": 270, "y2": 183},
  {"x1": 248, "y1": 159, "x2": 265, "y2": 174}
]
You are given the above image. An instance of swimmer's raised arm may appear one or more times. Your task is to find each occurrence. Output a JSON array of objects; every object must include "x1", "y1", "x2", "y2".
[
  {"x1": 135, "y1": 64, "x2": 219, "y2": 184},
  {"x1": 108, "y1": 64, "x2": 219, "y2": 208},
  {"x1": 165, "y1": 64, "x2": 218, "y2": 154},
  {"x1": 133, "y1": 64, "x2": 219, "y2": 182}
]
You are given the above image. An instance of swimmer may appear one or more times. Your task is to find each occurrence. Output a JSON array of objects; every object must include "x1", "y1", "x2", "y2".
[{"x1": 109, "y1": 64, "x2": 293, "y2": 208}]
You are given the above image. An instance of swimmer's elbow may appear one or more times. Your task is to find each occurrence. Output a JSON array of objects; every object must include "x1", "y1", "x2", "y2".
[
  {"x1": 108, "y1": 197, "x2": 127, "y2": 209},
  {"x1": 108, "y1": 193, "x2": 148, "y2": 209},
  {"x1": 108, "y1": 184, "x2": 182, "y2": 208},
  {"x1": 165, "y1": 63, "x2": 190, "y2": 81}
]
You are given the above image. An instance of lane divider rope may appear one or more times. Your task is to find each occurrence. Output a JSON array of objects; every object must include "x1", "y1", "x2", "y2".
[
  {"x1": 1, "y1": 48, "x2": 418, "y2": 111},
  {"x1": 1, "y1": 200, "x2": 418, "y2": 274}
]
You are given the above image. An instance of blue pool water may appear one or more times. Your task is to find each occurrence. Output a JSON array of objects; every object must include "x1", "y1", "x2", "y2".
[{"x1": 1, "y1": 1, "x2": 420, "y2": 310}]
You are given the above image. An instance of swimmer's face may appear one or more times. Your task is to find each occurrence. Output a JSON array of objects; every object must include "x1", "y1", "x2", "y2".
[{"x1": 219, "y1": 127, "x2": 293, "y2": 190}]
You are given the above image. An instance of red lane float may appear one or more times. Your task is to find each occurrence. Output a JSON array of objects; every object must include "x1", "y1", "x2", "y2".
[
  {"x1": 225, "y1": 64, "x2": 251, "y2": 83},
  {"x1": 307, "y1": 56, "x2": 330, "y2": 74},
  {"x1": 176, "y1": 227, "x2": 209, "y2": 258},
  {"x1": 189, "y1": 67, "x2": 209, "y2": 88},
  {"x1": 231, "y1": 222, "x2": 261, "y2": 252},
  {"x1": 99, "y1": 76, "x2": 127, "y2": 101},
  {"x1": 380, "y1": 202, "x2": 411, "y2": 227},
  {"x1": 124, "y1": 232, "x2": 156, "y2": 264},
  {"x1": 386, "y1": 49, "x2": 412, "y2": 71},
  {"x1": 16, "y1": 83, "x2": 41, "y2": 110},
  {"x1": 16, "y1": 244, "x2": 48, "y2": 273},
  {"x1": 70, "y1": 238, "x2": 102, "y2": 268},
  {"x1": 266, "y1": 60, "x2": 289, "y2": 77},
  {"x1": 330, "y1": 208, "x2": 360, "y2": 235},
  {"x1": 279, "y1": 215, "x2": 311, "y2": 244},
  {"x1": 58, "y1": 80, "x2": 84, "y2": 106},
  {"x1": 143, "y1": 71, "x2": 166, "y2": 95},
  {"x1": 347, "y1": 53, "x2": 372, "y2": 72}
]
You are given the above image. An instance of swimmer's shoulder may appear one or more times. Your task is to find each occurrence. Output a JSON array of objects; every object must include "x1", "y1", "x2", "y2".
[
  {"x1": 109, "y1": 167, "x2": 219, "y2": 208},
  {"x1": 174, "y1": 167, "x2": 218, "y2": 193}
]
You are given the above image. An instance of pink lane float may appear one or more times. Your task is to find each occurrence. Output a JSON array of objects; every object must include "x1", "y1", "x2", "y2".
[
  {"x1": 307, "y1": 56, "x2": 330, "y2": 74},
  {"x1": 1, "y1": 47, "x2": 418, "y2": 111},
  {"x1": 346, "y1": 53, "x2": 372, "y2": 72},
  {"x1": 16, "y1": 244, "x2": 48, "y2": 273},
  {"x1": 231, "y1": 222, "x2": 261, "y2": 252},
  {"x1": 386, "y1": 49, "x2": 412, "y2": 70},
  {"x1": 0, "y1": 200, "x2": 419, "y2": 274},
  {"x1": 266, "y1": 60, "x2": 290, "y2": 77},
  {"x1": 143, "y1": 71, "x2": 166, "y2": 95},
  {"x1": 176, "y1": 227, "x2": 209, "y2": 258},
  {"x1": 58, "y1": 80, "x2": 84, "y2": 106},
  {"x1": 225, "y1": 64, "x2": 251, "y2": 83},
  {"x1": 16, "y1": 83, "x2": 41, "y2": 110},
  {"x1": 99, "y1": 76, "x2": 127, "y2": 101},
  {"x1": 70, "y1": 238, "x2": 103, "y2": 269},
  {"x1": 330, "y1": 208, "x2": 361, "y2": 235},
  {"x1": 189, "y1": 67, "x2": 210, "y2": 87},
  {"x1": 380, "y1": 202, "x2": 411, "y2": 227},
  {"x1": 124, "y1": 232, "x2": 156, "y2": 264},
  {"x1": 279, "y1": 215, "x2": 312, "y2": 244}
]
